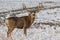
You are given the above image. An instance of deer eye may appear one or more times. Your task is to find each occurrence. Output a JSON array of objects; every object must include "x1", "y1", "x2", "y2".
[{"x1": 32, "y1": 13, "x2": 35, "y2": 16}]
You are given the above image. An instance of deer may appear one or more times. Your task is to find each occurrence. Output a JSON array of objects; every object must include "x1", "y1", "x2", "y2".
[{"x1": 5, "y1": 3, "x2": 44, "y2": 37}]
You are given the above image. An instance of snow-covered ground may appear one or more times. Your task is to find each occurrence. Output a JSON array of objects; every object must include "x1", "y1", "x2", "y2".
[{"x1": 0, "y1": 0, "x2": 60, "y2": 40}]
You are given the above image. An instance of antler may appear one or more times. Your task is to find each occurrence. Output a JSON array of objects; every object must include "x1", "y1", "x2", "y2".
[
  {"x1": 22, "y1": 3, "x2": 44, "y2": 13},
  {"x1": 27, "y1": 3, "x2": 44, "y2": 13},
  {"x1": 22, "y1": 3, "x2": 27, "y2": 10}
]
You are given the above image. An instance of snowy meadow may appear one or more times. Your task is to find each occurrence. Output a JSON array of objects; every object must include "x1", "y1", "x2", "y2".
[{"x1": 0, "y1": 0, "x2": 60, "y2": 40}]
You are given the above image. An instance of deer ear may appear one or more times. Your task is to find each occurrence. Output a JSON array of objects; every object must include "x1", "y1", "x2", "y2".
[{"x1": 22, "y1": 3, "x2": 27, "y2": 9}]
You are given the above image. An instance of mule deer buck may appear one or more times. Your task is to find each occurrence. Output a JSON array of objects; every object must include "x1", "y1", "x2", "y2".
[{"x1": 5, "y1": 3, "x2": 44, "y2": 37}]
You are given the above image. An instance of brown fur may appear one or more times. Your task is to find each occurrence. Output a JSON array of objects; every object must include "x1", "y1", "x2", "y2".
[
  {"x1": 5, "y1": 11, "x2": 36, "y2": 37},
  {"x1": 5, "y1": 3, "x2": 43, "y2": 37}
]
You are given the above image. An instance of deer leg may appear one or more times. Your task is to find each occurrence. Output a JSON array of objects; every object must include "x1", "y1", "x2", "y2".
[
  {"x1": 7, "y1": 27, "x2": 14, "y2": 37},
  {"x1": 23, "y1": 20, "x2": 27, "y2": 36}
]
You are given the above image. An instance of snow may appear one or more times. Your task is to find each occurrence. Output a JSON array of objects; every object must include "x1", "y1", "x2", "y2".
[{"x1": 0, "y1": 0, "x2": 60, "y2": 40}]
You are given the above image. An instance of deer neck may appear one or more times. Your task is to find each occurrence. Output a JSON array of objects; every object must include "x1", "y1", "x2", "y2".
[{"x1": 29, "y1": 12, "x2": 35, "y2": 24}]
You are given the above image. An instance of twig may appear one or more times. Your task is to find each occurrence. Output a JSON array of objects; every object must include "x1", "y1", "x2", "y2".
[{"x1": 39, "y1": 22, "x2": 60, "y2": 26}]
